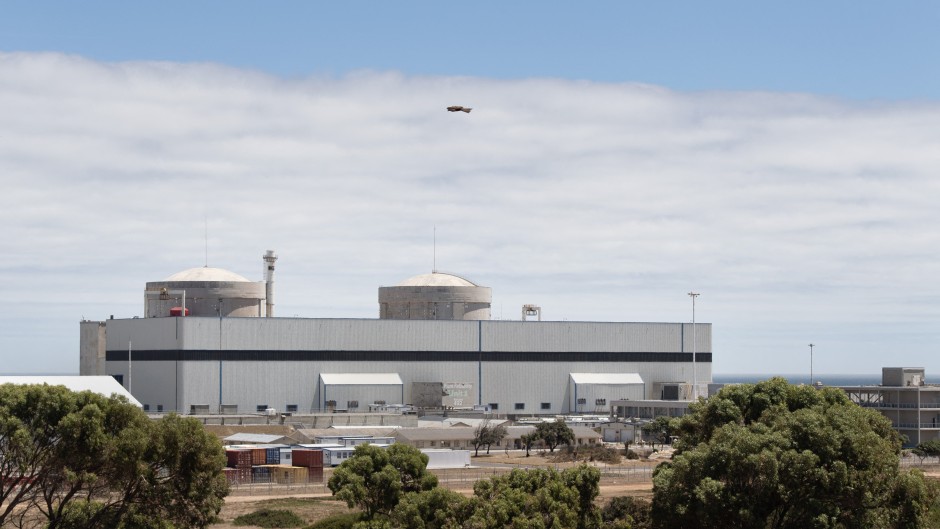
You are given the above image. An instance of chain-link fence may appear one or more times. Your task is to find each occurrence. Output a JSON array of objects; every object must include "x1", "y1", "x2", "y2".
[{"x1": 226, "y1": 462, "x2": 659, "y2": 497}]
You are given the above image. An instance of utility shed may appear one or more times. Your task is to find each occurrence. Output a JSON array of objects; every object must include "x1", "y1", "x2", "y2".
[
  {"x1": 568, "y1": 373, "x2": 644, "y2": 413},
  {"x1": 0, "y1": 376, "x2": 142, "y2": 407},
  {"x1": 317, "y1": 373, "x2": 404, "y2": 412}
]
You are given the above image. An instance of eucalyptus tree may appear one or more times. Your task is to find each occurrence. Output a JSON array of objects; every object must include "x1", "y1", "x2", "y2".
[{"x1": 652, "y1": 378, "x2": 935, "y2": 529}]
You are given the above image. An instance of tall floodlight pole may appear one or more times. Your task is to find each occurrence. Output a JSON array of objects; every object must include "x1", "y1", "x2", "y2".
[
  {"x1": 809, "y1": 343, "x2": 815, "y2": 386},
  {"x1": 688, "y1": 292, "x2": 700, "y2": 400}
]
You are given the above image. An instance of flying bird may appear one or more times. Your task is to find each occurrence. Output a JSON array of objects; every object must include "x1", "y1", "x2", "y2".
[{"x1": 447, "y1": 106, "x2": 472, "y2": 113}]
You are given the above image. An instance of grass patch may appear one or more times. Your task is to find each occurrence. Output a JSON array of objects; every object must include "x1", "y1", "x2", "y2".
[
  {"x1": 233, "y1": 508, "x2": 305, "y2": 528},
  {"x1": 304, "y1": 512, "x2": 361, "y2": 529},
  {"x1": 551, "y1": 445, "x2": 622, "y2": 464},
  {"x1": 256, "y1": 498, "x2": 330, "y2": 510}
]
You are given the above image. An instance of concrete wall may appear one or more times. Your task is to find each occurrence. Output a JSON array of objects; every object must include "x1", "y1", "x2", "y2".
[{"x1": 79, "y1": 321, "x2": 106, "y2": 376}]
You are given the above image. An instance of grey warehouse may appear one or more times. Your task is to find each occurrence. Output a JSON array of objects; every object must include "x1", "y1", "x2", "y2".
[{"x1": 80, "y1": 251, "x2": 712, "y2": 416}]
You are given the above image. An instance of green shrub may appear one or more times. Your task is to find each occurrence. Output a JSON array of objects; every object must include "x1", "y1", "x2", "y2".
[
  {"x1": 602, "y1": 496, "x2": 652, "y2": 529},
  {"x1": 552, "y1": 444, "x2": 621, "y2": 464},
  {"x1": 233, "y1": 508, "x2": 305, "y2": 528}
]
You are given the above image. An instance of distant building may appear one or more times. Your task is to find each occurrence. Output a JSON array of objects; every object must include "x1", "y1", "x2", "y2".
[{"x1": 842, "y1": 367, "x2": 940, "y2": 447}]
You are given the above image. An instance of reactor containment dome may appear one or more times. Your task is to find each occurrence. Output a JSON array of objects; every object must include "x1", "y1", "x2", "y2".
[
  {"x1": 378, "y1": 272, "x2": 492, "y2": 320},
  {"x1": 144, "y1": 266, "x2": 266, "y2": 318}
]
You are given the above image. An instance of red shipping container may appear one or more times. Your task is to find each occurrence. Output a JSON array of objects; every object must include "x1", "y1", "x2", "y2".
[
  {"x1": 223, "y1": 467, "x2": 251, "y2": 485},
  {"x1": 223, "y1": 468, "x2": 238, "y2": 485},
  {"x1": 251, "y1": 448, "x2": 267, "y2": 466},
  {"x1": 226, "y1": 449, "x2": 252, "y2": 468},
  {"x1": 291, "y1": 449, "x2": 324, "y2": 468}
]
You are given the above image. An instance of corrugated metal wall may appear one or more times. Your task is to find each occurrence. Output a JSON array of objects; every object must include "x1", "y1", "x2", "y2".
[
  {"x1": 106, "y1": 318, "x2": 711, "y2": 354},
  {"x1": 102, "y1": 317, "x2": 712, "y2": 414},
  {"x1": 164, "y1": 359, "x2": 712, "y2": 415}
]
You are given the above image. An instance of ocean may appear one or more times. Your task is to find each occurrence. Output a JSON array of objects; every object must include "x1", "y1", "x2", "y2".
[{"x1": 712, "y1": 374, "x2": 884, "y2": 387}]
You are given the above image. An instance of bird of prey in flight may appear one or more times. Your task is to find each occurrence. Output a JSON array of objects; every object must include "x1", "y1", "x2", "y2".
[{"x1": 447, "y1": 106, "x2": 472, "y2": 113}]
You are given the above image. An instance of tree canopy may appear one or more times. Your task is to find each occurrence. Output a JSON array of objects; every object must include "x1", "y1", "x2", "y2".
[
  {"x1": 330, "y1": 442, "x2": 606, "y2": 529},
  {"x1": 0, "y1": 383, "x2": 228, "y2": 529},
  {"x1": 640, "y1": 416, "x2": 676, "y2": 449},
  {"x1": 471, "y1": 419, "x2": 508, "y2": 456},
  {"x1": 651, "y1": 377, "x2": 936, "y2": 529},
  {"x1": 327, "y1": 443, "x2": 438, "y2": 519},
  {"x1": 386, "y1": 465, "x2": 603, "y2": 529},
  {"x1": 534, "y1": 421, "x2": 575, "y2": 453},
  {"x1": 913, "y1": 440, "x2": 940, "y2": 464}
]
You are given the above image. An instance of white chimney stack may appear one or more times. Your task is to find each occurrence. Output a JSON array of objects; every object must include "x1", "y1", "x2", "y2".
[{"x1": 263, "y1": 250, "x2": 277, "y2": 317}]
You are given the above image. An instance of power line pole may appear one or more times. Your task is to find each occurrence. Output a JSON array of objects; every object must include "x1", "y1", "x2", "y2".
[
  {"x1": 809, "y1": 343, "x2": 815, "y2": 386},
  {"x1": 688, "y1": 292, "x2": 700, "y2": 400}
]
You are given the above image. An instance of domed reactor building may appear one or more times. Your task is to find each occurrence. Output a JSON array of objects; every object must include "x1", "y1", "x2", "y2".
[
  {"x1": 379, "y1": 272, "x2": 491, "y2": 321},
  {"x1": 80, "y1": 252, "x2": 711, "y2": 417}
]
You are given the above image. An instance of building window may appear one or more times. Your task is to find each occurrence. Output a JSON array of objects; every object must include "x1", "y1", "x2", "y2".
[
  {"x1": 256, "y1": 404, "x2": 269, "y2": 412},
  {"x1": 143, "y1": 404, "x2": 150, "y2": 412},
  {"x1": 489, "y1": 403, "x2": 499, "y2": 411},
  {"x1": 515, "y1": 403, "x2": 525, "y2": 410},
  {"x1": 112, "y1": 374, "x2": 124, "y2": 386},
  {"x1": 286, "y1": 404, "x2": 298, "y2": 413},
  {"x1": 541, "y1": 402, "x2": 551, "y2": 410},
  {"x1": 347, "y1": 400, "x2": 359, "y2": 409},
  {"x1": 157, "y1": 404, "x2": 163, "y2": 412},
  {"x1": 595, "y1": 399, "x2": 607, "y2": 406}
]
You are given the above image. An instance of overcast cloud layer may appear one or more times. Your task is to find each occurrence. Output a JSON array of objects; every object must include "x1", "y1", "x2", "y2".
[{"x1": 1, "y1": 52, "x2": 938, "y2": 376}]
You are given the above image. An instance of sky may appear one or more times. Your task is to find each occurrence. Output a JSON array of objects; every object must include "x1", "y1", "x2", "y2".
[{"x1": 1, "y1": 2, "x2": 939, "y2": 376}]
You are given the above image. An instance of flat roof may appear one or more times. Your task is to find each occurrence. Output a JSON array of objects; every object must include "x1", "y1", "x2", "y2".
[
  {"x1": 320, "y1": 373, "x2": 403, "y2": 385},
  {"x1": 570, "y1": 373, "x2": 644, "y2": 385},
  {"x1": 223, "y1": 433, "x2": 289, "y2": 444}
]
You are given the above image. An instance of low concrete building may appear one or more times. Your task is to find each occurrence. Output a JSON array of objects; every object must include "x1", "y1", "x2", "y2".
[{"x1": 842, "y1": 367, "x2": 940, "y2": 447}]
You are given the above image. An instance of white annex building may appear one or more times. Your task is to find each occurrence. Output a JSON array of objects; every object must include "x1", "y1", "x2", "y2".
[
  {"x1": 80, "y1": 251, "x2": 712, "y2": 416},
  {"x1": 0, "y1": 376, "x2": 142, "y2": 407}
]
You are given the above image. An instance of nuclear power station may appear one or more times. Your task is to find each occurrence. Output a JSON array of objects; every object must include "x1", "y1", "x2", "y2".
[{"x1": 80, "y1": 251, "x2": 712, "y2": 416}]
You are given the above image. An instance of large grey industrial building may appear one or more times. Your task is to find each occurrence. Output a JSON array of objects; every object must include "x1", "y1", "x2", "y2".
[{"x1": 80, "y1": 251, "x2": 712, "y2": 416}]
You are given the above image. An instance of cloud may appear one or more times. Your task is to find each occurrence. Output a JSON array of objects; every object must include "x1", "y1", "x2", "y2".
[{"x1": 1, "y1": 52, "x2": 938, "y2": 375}]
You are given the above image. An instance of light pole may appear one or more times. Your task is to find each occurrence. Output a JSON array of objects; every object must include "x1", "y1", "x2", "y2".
[
  {"x1": 688, "y1": 292, "x2": 700, "y2": 400},
  {"x1": 809, "y1": 343, "x2": 815, "y2": 386}
]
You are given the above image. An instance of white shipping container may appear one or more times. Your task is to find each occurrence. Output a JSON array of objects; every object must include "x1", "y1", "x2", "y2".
[{"x1": 421, "y1": 449, "x2": 471, "y2": 469}]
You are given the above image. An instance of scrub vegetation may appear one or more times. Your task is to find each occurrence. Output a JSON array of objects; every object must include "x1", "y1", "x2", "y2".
[
  {"x1": 324, "y1": 380, "x2": 940, "y2": 528},
  {"x1": 652, "y1": 377, "x2": 937, "y2": 529},
  {"x1": 0, "y1": 383, "x2": 228, "y2": 529}
]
